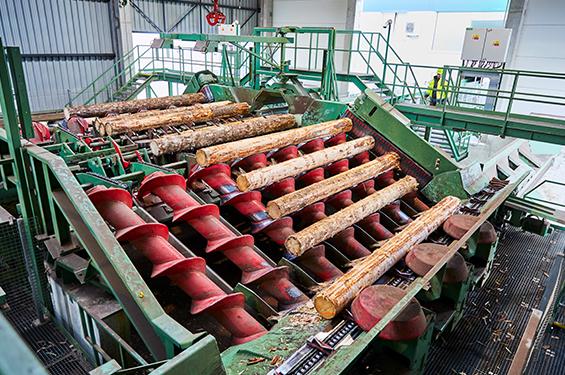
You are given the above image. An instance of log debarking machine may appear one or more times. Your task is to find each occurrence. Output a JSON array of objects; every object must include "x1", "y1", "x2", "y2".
[{"x1": 0, "y1": 38, "x2": 549, "y2": 375}]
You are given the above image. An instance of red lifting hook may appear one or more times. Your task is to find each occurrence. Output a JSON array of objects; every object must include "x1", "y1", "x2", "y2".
[{"x1": 206, "y1": 0, "x2": 226, "y2": 26}]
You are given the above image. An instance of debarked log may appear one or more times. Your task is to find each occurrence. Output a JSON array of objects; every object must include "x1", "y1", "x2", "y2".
[
  {"x1": 285, "y1": 176, "x2": 418, "y2": 256},
  {"x1": 266, "y1": 152, "x2": 400, "y2": 219},
  {"x1": 236, "y1": 136, "x2": 375, "y2": 191},
  {"x1": 313, "y1": 195, "x2": 461, "y2": 319},
  {"x1": 149, "y1": 114, "x2": 297, "y2": 155},
  {"x1": 65, "y1": 92, "x2": 207, "y2": 119},
  {"x1": 195, "y1": 118, "x2": 353, "y2": 167}
]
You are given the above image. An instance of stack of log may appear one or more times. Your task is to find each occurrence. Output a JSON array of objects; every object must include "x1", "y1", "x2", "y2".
[
  {"x1": 64, "y1": 92, "x2": 208, "y2": 119},
  {"x1": 266, "y1": 153, "x2": 401, "y2": 219},
  {"x1": 195, "y1": 118, "x2": 353, "y2": 167},
  {"x1": 236, "y1": 136, "x2": 376, "y2": 192},
  {"x1": 94, "y1": 101, "x2": 251, "y2": 136},
  {"x1": 149, "y1": 114, "x2": 297, "y2": 156},
  {"x1": 313, "y1": 195, "x2": 461, "y2": 319},
  {"x1": 284, "y1": 176, "x2": 419, "y2": 256}
]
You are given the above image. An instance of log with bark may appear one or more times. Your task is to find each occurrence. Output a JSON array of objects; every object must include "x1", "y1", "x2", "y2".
[
  {"x1": 195, "y1": 118, "x2": 353, "y2": 167},
  {"x1": 313, "y1": 195, "x2": 461, "y2": 319},
  {"x1": 64, "y1": 93, "x2": 208, "y2": 119},
  {"x1": 93, "y1": 105, "x2": 197, "y2": 134},
  {"x1": 266, "y1": 153, "x2": 400, "y2": 219},
  {"x1": 97, "y1": 101, "x2": 250, "y2": 136},
  {"x1": 236, "y1": 136, "x2": 375, "y2": 191},
  {"x1": 285, "y1": 176, "x2": 418, "y2": 256},
  {"x1": 93, "y1": 101, "x2": 233, "y2": 135},
  {"x1": 149, "y1": 114, "x2": 297, "y2": 155}
]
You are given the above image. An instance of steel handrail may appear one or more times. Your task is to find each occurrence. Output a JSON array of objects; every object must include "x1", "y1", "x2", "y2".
[{"x1": 68, "y1": 45, "x2": 152, "y2": 105}]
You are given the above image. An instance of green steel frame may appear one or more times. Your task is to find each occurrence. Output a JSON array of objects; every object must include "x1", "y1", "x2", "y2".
[
  {"x1": 0, "y1": 30, "x2": 561, "y2": 374},
  {"x1": 0, "y1": 38, "x2": 225, "y2": 373}
]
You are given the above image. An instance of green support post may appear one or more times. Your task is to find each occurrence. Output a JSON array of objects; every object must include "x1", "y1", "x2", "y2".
[
  {"x1": 6, "y1": 47, "x2": 34, "y2": 140},
  {"x1": 0, "y1": 39, "x2": 47, "y2": 314}
]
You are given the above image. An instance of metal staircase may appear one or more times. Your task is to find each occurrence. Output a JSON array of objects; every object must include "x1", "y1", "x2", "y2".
[
  {"x1": 410, "y1": 125, "x2": 472, "y2": 161},
  {"x1": 68, "y1": 28, "x2": 476, "y2": 160},
  {"x1": 111, "y1": 73, "x2": 155, "y2": 101}
]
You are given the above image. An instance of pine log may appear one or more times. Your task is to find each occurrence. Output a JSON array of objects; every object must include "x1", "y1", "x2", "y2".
[
  {"x1": 64, "y1": 93, "x2": 207, "y2": 119},
  {"x1": 313, "y1": 196, "x2": 461, "y2": 319},
  {"x1": 100, "y1": 102, "x2": 250, "y2": 136},
  {"x1": 267, "y1": 153, "x2": 400, "y2": 219},
  {"x1": 94, "y1": 101, "x2": 233, "y2": 135},
  {"x1": 195, "y1": 118, "x2": 353, "y2": 167},
  {"x1": 236, "y1": 136, "x2": 375, "y2": 191},
  {"x1": 149, "y1": 114, "x2": 297, "y2": 156},
  {"x1": 285, "y1": 176, "x2": 418, "y2": 256},
  {"x1": 93, "y1": 105, "x2": 202, "y2": 134}
]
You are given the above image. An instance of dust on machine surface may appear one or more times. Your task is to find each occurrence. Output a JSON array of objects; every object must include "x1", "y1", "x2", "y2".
[{"x1": 0, "y1": 28, "x2": 564, "y2": 375}]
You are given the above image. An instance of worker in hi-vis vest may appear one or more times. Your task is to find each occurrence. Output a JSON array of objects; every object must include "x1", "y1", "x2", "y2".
[{"x1": 425, "y1": 68, "x2": 448, "y2": 106}]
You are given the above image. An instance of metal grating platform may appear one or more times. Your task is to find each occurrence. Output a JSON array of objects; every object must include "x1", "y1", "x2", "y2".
[
  {"x1": 425, "y1": 226, "x2": 565, "y2": 375},
  {"x1": 0, "y1": 218, "x2": 92, "y2": 375}
]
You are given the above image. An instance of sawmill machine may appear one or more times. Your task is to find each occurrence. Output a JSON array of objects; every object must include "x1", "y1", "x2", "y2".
[{"x1": 0, "y1": 35, "x2": 560, "y2": 375}]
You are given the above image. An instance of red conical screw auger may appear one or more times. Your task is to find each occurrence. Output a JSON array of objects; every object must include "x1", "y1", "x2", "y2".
[
  {"x1": 139, "y1": 172, "x2": 308, "y2": 310},
  {"x1": 87, "y1": 185, "x2": 267, "y2": 344},
  {"x1": 189, "y1": 164, "x2": 343, "y2": 282}
]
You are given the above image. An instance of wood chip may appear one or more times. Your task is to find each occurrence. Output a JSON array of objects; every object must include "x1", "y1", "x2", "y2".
[{"x1": 246, "y1": 357, "x2": 266, "y2": 365}]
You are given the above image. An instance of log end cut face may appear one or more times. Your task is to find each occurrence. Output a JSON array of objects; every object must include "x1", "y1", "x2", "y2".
[
  {"x1": 284, "y1": 235, "x2": 302, "y2": 257},
  {"x1": 313, "y1": 294, "x2": 338, "y2": 320},
  {"x1": 351, "y1": 285, "x2": 427, "y2": 340}
]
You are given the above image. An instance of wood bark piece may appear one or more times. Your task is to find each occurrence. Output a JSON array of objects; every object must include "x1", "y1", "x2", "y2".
[
  {"x1": 285, "y1": 176, "x2": 418, "y2": 256},
  {"x1": 149, "y1": 114, "x2": 297, "y2": 156},
  {"x1": 99, "y1": 101, "x2": 250, "y2": 136},
  {"x1": 236, "y1": 136, "x2": 375, "y2": 191},
  {"x1": 195, "y1": 118, "x2": 353, "y2": 167},
  {"x1": 313, "y1": 195, "x2": 461, "y2": 319},
  {"x1": 267, "y1": 153, "x2": 400, "y2": 219},
  {"x1": 64, "y1": 93, "x2": 207, "y2": 119}
]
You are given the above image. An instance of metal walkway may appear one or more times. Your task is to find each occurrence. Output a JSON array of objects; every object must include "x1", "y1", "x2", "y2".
[
  {"x1": 396, "y1": 103, "x2": 565, "y2": 146},
  {"x1": 425, "y1": 226, "x2": 565, "y2": 374}
]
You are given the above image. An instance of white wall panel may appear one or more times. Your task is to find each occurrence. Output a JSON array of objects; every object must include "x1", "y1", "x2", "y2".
[{"x1": 507, "y1": 0, "x2": 565, "y2": 116}]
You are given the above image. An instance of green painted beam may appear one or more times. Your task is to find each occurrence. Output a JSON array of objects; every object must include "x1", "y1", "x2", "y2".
[
  {"x1": 22, "y1": 141, "x2": 200, "y2": 360},
  {"x1": 160, "y1": 33, "x2": 292, "y2": 44},
  {"x1": 396, "y1": 103, "x2": 565, "y2": 145}
]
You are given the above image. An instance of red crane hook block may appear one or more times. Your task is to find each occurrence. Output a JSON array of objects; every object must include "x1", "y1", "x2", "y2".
[
  {"x1": 206, "y1": 0, "x2": 226, "y2": 26},
  {"x1": 87, "y1": 185, "x2": 266, "y2": 344}
]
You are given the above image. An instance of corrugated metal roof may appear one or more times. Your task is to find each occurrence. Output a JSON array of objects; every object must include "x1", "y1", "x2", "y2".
[
  {"x1": 0, "y1": 0, "x2": 117, "y2": 111},
  {"x1": 0, "y1": 0, "x2": 114, "y2": 54},
  {"x1": 131, "y1": 0, "x2": 259, "y2": 35},
  {"x1": 0, "y1": 0, "x2": 260, "y2": 111}
]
